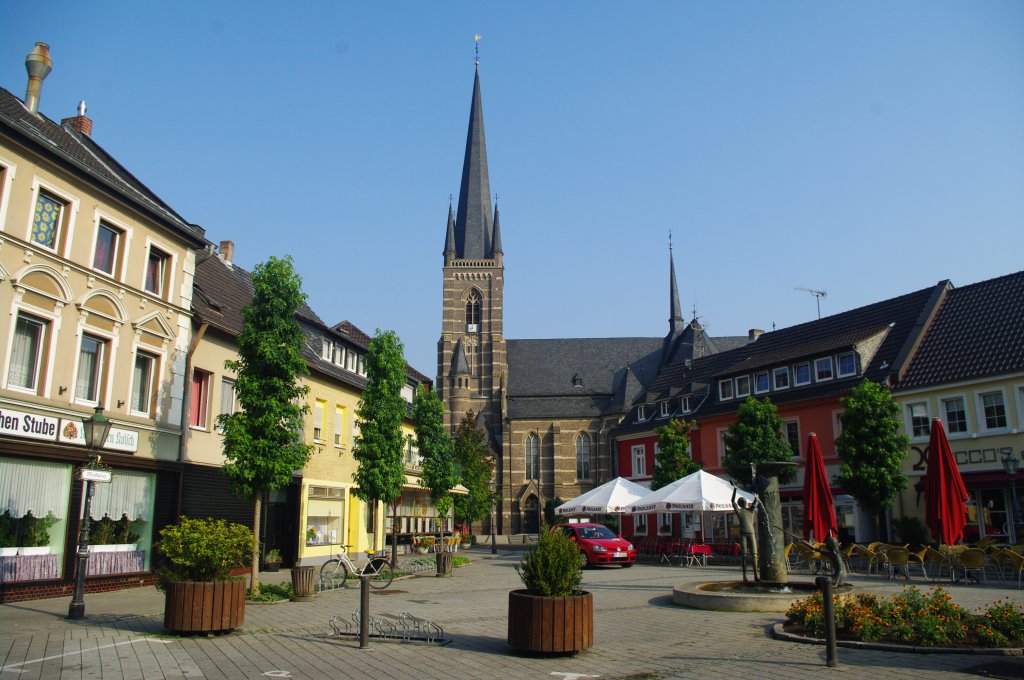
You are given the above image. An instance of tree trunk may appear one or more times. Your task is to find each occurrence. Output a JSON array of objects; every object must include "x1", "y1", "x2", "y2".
[{"x1": 250, "y1": 496, "x2": 261, "y2": 595}]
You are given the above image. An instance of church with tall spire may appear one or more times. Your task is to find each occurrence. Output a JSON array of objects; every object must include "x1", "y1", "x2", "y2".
[{"x1": 437, "y1": 62, "x2": 744, "y2": 535}]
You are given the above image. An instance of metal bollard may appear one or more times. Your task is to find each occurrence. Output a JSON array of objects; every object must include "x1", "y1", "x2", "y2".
[
  {"x1": 359, "y1": 574, "x2": 370, "y2": 649},
  {"x1": 816, "y1": 576, "x2": 838, "y2": 668}
]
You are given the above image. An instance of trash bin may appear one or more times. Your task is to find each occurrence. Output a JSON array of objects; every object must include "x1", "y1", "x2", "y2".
[
  {"x1": 436, "y1": 551, "x2": 454, "y2": 576},
  {"x1": 291, "y1": 565, "x2": 316, "y2": 601}
]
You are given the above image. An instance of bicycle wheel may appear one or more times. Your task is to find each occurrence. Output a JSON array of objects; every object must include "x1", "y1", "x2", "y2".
[
  {"x1": 366, "y1": 558, "x2": 394, "y2": 589},
  {"x1": 319, "y1": 558, "x2": 350, "y2": 589}
]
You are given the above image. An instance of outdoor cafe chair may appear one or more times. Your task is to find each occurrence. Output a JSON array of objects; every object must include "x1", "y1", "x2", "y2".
[
  {"x1": 923, "y1": 546, "x2": 953, "y2": 583},
  {"x1": 1004, "y1": 549, "x2": 1024, "y2": 589},
  {"x1": 907, "y1": 546, "x2": 929, "y2": 579},
  {"x1": 884, "y1": 546, "x2": 912, "y2": 580},
  {"x1": 957, "y1": 547, "x2": 987, "y2": 584}
]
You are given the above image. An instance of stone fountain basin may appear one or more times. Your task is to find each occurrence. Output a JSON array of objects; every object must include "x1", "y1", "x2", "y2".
[{"x1": 673, "y1": 580, "x2": 852, "y2": 612}]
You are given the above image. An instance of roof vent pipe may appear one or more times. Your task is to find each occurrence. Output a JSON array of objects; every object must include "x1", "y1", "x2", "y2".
[{"x1": 24, "y1": 43, "x2": 52, "y2": 115}]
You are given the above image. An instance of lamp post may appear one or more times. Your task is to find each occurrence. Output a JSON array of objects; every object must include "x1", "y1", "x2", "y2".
[
  {"x1": 67, "y1": 406, "x2": 112, "y2": 620},
  {"x1": 488, "y1": 479, "x2": 497, "y2": 555},
  {"x1": 1002, "y1": 451, "x2": 1020, "y2": 544}
]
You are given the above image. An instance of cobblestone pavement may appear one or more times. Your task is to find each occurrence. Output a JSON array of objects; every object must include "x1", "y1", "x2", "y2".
[{"x1": 2, "y1": 551, "x2": 1023, "y2": 679}]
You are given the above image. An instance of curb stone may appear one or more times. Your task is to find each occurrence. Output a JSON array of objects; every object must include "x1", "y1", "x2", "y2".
[{"x1": 772, "y1": 623, "x2": 1024, "y2": 656}]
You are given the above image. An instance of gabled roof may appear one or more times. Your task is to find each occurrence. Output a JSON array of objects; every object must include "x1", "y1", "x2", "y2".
[
  {"x1": 900, "y1": 270, "x2": 1024, "y2": 389},
  {"x1": 193, "y1": 253, "x2": 430, "y2": 388},
  {"x1": 636, "y1": 280, "x2": 949, "y2": 420},
  {"x1": 0, "y1": 87, "x2": 206, "y2": 246}
]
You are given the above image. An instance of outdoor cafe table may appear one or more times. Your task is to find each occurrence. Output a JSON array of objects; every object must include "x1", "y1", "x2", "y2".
[{"x1": 678, "y1": 543, "x2": 712, "y2": 567}]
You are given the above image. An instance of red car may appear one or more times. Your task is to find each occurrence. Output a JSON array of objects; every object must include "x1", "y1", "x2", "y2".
[{"x1": 557, "y1": 523, "x2": 636, "y2": 568}]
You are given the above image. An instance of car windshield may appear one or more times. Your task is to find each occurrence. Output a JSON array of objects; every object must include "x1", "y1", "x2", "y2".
[{"x1": 578, "y1": 526, "x2": 617, "y2": 540}]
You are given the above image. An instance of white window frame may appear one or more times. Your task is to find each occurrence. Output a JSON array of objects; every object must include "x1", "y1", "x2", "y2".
[
  {"x1": 217, "y1": 377, "x2": 237, "y2": 433},
  {"x1": 977, "y1": 389, "x2": 1009, "y2": 432},
  {"x1": 636, "y1": 405, "x2": 646, "y2": 422},
  {"x1": 142, "y1": 238, "x2": 175, "y2": 300},
  {"x1": 5, "y1": 311, "x2": 55, "y2": 396},
  {"x1": 716, "y1": 428, "x2": 729, "y2": 469},
  {"x1": 814, "y1": 357, "x2": 834, "y2": 382},
  {"x1": 657, "y1": 512, "x2": 673, "y2": 536},
  {"x1": 940, "y1": 394, "x2": 969, "y2": 437},
  {"x1": 631, "y1": 444, "x2": 647, "y2": 478},
  {"x1": 653, "y1": 442, "x2": 662, "y2": 468},
  {"x1": 772, "y1": 366, "x2": 790, "y2": 390},
  {"x1": 718, "y1": 378, "x2": 734, "y2": 400},
  {"x1": 90, "y1": 209, "x2": 131, "y2": 282},
  {"x1": 836, "y1": 352, "x2": 857, "y2": 378},
  {"x1": 735, "y1": 375, "x2": 751, "y2": 398},
  {"x1": 321, "y1": 338, "x2": 332, "y2": 361},
  {"x1": 634, "y1": 512, "x2": 648, "y2": 536},
  {"x1": 313, "y1": 399, "x2": 326, "y2": 443},
  {"x1": 334, "y1": 405, "x2": 345, "y2": 448},
  {"x1": 905, "y1": 400, "x2": 931, "y2": 440},
  {"x1": 26, "y1": 177, "x2": 79, "y2": 257},
  {"x1": 680, "y1": 396, "x2": 691, "y2": 414},
  {"x1": 659, "y1": 401, "x2": 670, "y2": 418},
  {"x1": 1016, "y1": 383, "x2": 1024, "y2": 432},
  {"x1": 0, "y1": 154, "x2": 18, "y2": 235},
  {"x1": 129, "y1": 348, "x2": 162, "y2": 418},
  {"x1": 832, "y1": 409, "x2": 845, "y2": 441},
  {"x1": 793, "y1": 362, "x2": 812, "y2": 386},
  {"x1": 575, "y1": 432, "x2": 592, "y2": 480},
  {"x1": 73, "y1": 331, "x2": 113, "y2": 407},
  {"x1": 753, "y1": 371, "x2": 770, "y2": 394}
]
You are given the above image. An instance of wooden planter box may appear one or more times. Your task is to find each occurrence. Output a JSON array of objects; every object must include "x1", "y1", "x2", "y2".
[
  {"x1": 507, "y1": 589, "x2": 593, "y2": 654},
  {"x1": 164, "y1": 581, "x2": 246, "y2": 634}
]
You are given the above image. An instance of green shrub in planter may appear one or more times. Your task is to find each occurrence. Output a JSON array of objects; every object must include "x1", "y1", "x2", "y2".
[
  {"x1": 22, "y1": 511, "x2": 56, "y2": 547},
  {"x1": 515, "y1": 524, "x2": 583, "y2": 596},
  {"x1": 0, "y1": 510, "x2": 16, "y2": 548},
  {"x1": 155, "y1": 517, "x2": 255, "y2": 590}
]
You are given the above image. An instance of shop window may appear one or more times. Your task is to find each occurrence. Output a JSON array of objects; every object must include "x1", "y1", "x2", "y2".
[
  {"x1": 306, "y1": 486, "x2": 343, "y2": 546},
  {"x1": 87, "y1": 470, "x2": 156, "y2": 575},
  {"x1": 0, "y1": 457, "x2": 72, "y2": 582}
]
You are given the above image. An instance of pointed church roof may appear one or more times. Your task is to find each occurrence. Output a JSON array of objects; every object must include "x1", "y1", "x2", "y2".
[
  {"x1": 454, "y1": 67, "x2": 493, "y2": 259},
  {"x1": 449, "y1": 338, "x2": 472, "y2": 377},
  {"x1": 444, "y1": 202, "x2": 456, "y2": 256},
  {"x1": 491, "y1": 203, "x2": 503, "y2": 254},
  {"x1": 661, "y1": 245, "x2": 686, "y2": 365}
]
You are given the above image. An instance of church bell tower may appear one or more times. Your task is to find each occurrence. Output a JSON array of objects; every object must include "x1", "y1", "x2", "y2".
[{"x1": 437, "y1": 64, "x2": 507, "y2": 441}]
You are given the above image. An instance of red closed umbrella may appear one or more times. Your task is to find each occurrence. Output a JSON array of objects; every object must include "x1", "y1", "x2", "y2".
[
  {"x1": 802, "y1": 432, "x2": 838, "y2": 542},
  {"x1": 925, "y1": 418, "x2": 969, "y2": 545}
]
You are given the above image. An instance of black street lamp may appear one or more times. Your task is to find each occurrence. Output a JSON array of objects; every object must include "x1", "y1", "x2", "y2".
[
  {"x1": 488, "y1": 479, "x2": 497, "y2": 555},
  {"x1": 67, "y1": 406, "x2": 112, "y2": 620},
  {"x1": 1003, "y1": 451, "x2": 1020, "y2": 543}
]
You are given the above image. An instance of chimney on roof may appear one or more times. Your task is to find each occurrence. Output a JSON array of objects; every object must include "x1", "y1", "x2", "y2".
[
  {"x1": 24, "y1": 43, "x2": 52, "y2": 115},
  {"x1": 748, "y1": 328, "x2": 765, "y2": 341},
  {"x1": 61, "y1": 100, "x2": 93, "y2": 136},
  {"x1": 218, "y1": 240, "x2": 235, "y2": 264}
]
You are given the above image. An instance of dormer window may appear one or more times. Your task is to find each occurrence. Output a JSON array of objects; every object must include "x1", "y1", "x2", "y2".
[
  {"x1": 636, "y1": 405, "x2": 646, "y2": 421},
  {"x1": 735, "y1": 375, "x2": 750, "y2": 398},
  {"x1": 814, "y1": 357, "x2": 834, "y2": 382},
  {"x1": 837, "y1": 352, "x2": 857, "y2": 377},
  {"x1": 659, "y1": 401, "x2": 670, "y2": 417},
  {"x1": 680, "y1": 396, "x2": 691, "y2": 413},
  {"x1": 772, "y1": 367, "x2": 790, "y2": 390},
  {"x1": 718, "y1": 379, "x2": 734, "y2": 400},
  {"x1": 793, "y1": 362, "x2": 811, "y2": 386},
  {"x1": 754, "y1": 371, "x2": 770, "y2": 394}
]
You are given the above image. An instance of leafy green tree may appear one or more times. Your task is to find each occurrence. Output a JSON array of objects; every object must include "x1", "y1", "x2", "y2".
[
  {"x1": 722, "y1": 396, "x2": 795, "y2": 486},
  {"x1": 544, "y1": 497, "x2": 564, "y2": 526},
  {"x1": 651, "y1": 418, "x2": 701, "y2": 491},
  {"x1": 219, "y1": 256, "x2": 312, "y2": 593},
  {"x1": 353, "y1": 330, "x2": 408, "y2": 563},
  {"x1": 413, "y1": 386, "x2": 457, "y2": 546},
  {"x1": 834, "y1": 380, "x2": 909, "y2": 540},
  {"x1": 452, "y1": 411, "x2": 494, "y2": 533}
]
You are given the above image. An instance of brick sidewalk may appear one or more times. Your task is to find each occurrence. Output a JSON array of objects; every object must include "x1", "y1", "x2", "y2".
[{"x1": 2, "y1": 551, "x2": 1022, "y2": 679}]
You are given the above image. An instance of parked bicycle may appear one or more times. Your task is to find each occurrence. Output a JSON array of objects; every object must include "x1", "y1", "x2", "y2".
[{"x1": 319, "y1": 544, "x2": 395, "y2": 589}]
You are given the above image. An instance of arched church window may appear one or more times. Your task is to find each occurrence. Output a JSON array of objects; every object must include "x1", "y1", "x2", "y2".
[
  {"x1": 525, "y1": 433, "x2": 539, "y2": 481},
  {"x1": 575, "y1": 433, "x2": 591, "y2": 480},
  {"x1": 466, "y1": 290, "x2": 481, "y2": 333}
]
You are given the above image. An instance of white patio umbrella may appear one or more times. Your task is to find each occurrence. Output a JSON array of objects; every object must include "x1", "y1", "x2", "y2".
[
  {"x1": 556, "y1": 477, "x2": 651, "y2": 516},
  {"x1": 629, "y1": 470, "x2": 753, "y2": 514}
]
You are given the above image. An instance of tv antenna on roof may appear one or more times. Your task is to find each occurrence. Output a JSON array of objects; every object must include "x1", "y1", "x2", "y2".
[{"x1": 795, "y1": 287, "x2": 827, "y2": 319}]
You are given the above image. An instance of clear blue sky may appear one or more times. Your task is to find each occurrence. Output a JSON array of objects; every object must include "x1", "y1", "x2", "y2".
[{"x1": 4, "y1": 2, "x2": 1022, "y2": 377}]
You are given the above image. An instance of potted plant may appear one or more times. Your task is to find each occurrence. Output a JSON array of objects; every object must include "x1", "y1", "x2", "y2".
[
  {"x1": 112, "y1": 513, "x2": 142, "y2": 550},
  {"x1": 19, "y1": 511, "x2": 56, "y2": 555},
  {"x1": 413, "y1": 535, "x2": 434, "y2": 554},
  {"x1": 0, "y1": 509, "x2": 16, "y2": 556},
  {"x1": 156, "y1": 516, "x2": 255, "y2": 634},
  {"x1": 460, "y1": 533, "x2": 474, "y2": 549},
  {"x1": 89, "y1": 514, "x2": 116, "y2": 550},
  {"x1": 264, "y1": 548, "x2": 283, "y2": 572},
  {"x1": 508, "y1": 524, "x2": 593, "y2": 655}
]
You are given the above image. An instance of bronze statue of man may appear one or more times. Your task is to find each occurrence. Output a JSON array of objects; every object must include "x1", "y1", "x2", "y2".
[{"x1": 732, "y1": 488, "x2": 760, "y2": 583}]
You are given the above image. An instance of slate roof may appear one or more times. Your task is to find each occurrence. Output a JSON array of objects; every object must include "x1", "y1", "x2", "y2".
[
  {"x1": 627, "y1": 280, "x2": 950, "y2": 424},
  {"x1": 900, "y1": 270, "x2": 1024, "y2": 389},
  {"x1": 193, "y1": 253, "x2": 430, "y2": 388},
  {"x1": 0, "y1": 87, "x2": 206, "y2": 246},
  {"x1": 453, "y1": 67, "x2": 493, "y2": 260}
]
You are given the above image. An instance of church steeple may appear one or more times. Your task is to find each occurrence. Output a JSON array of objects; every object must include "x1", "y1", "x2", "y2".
[
  {"x1": 444, "y1": 202, "x2": 456, "y2": 263},
  {"x1": 669, "y1": 240, "x2": 683, "y2": 334},
  {"x1": 491, "y1": 202, "x2": 503, "y2": 259},
  {"x1": 454, "y1": 66, "x2": 493, "y2": 260}
]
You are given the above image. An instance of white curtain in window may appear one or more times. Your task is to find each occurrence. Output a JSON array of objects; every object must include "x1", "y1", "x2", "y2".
[
  {"x1": 75, "y1": 336, "x2": 101, "y2": 400},
  {"x1": 90, "y1": 469, "x2": 155, "y2": 521},
  {"x1": 0, "y1": 457, "x2": 71, "y2": 518},
  {"x1": 8, "y1": 317, "x2": 40, "y2": 387}
]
